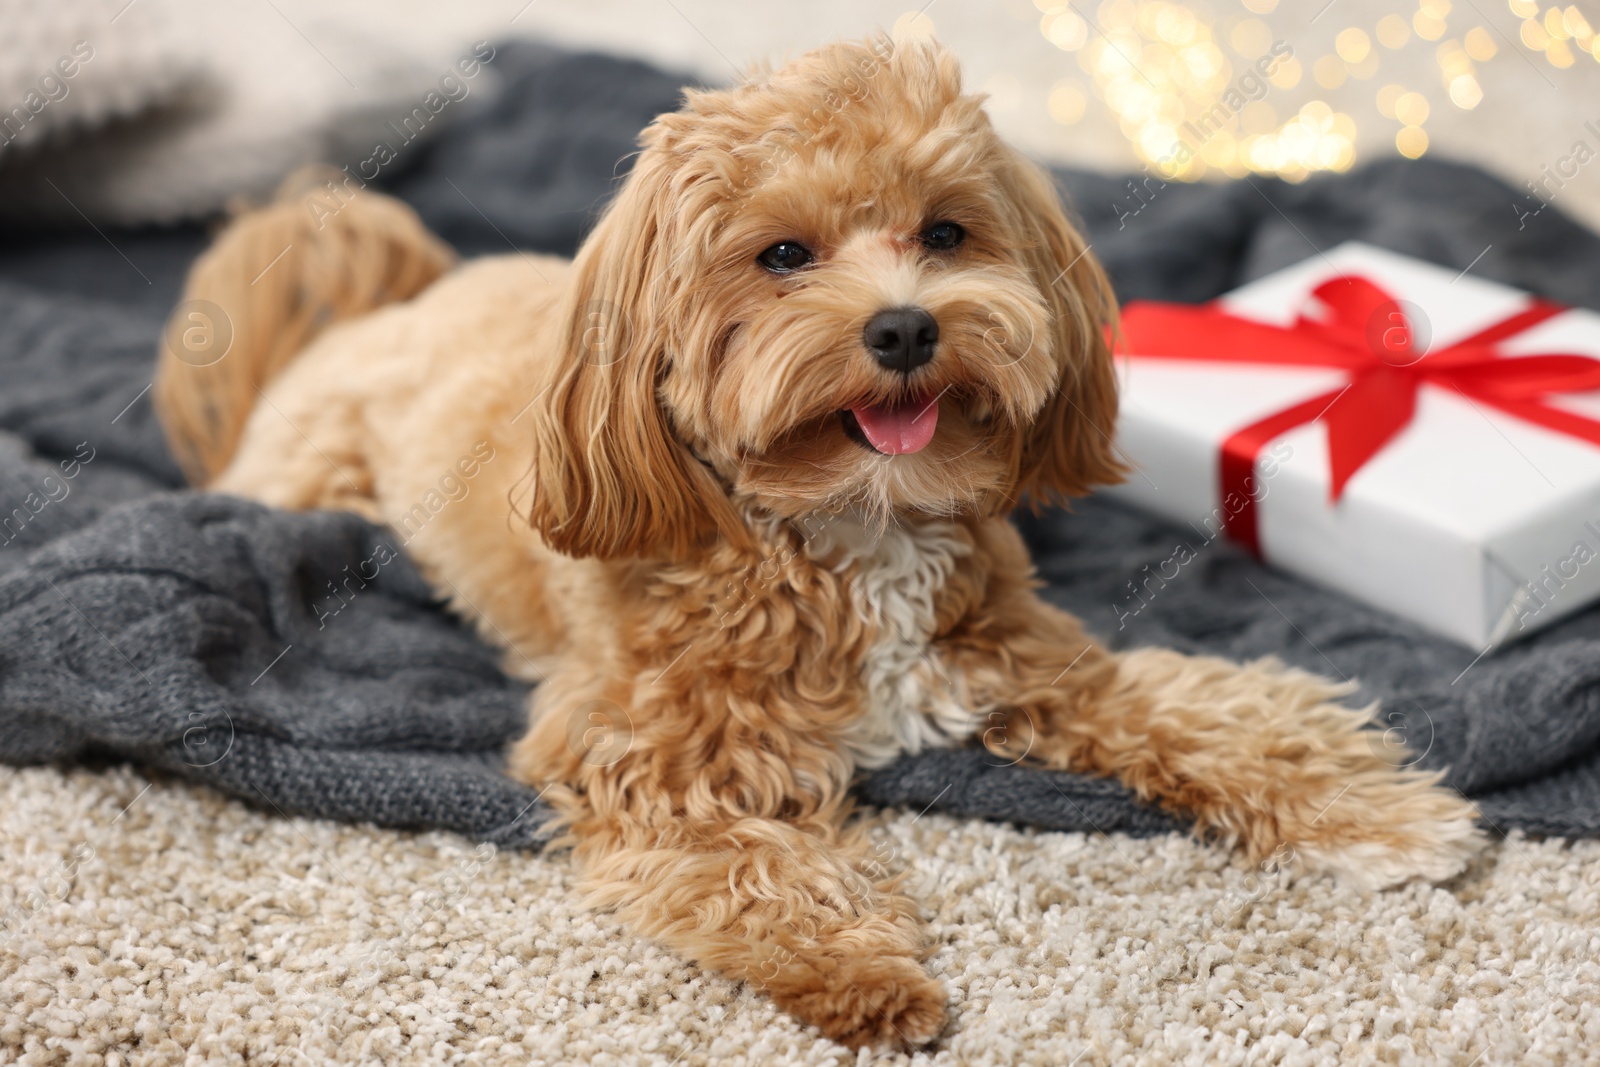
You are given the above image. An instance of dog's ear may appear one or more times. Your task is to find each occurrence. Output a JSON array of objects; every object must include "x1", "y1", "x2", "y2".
[
  {"x1": 998, "y1": 152, "x2": 1126, "y2": 506},
  {"x1": 526, "y1": 145, "x2": 747, "y2": 561}
]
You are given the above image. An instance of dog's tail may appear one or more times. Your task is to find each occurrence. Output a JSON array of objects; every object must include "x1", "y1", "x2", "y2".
[{"x1": 154, "y1": 167, "x2": 456, "y2": 486}]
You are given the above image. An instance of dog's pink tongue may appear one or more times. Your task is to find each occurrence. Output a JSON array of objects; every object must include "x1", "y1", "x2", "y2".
[{"x1": 850, "y1": 395, "x2": 939, "y2": 455}]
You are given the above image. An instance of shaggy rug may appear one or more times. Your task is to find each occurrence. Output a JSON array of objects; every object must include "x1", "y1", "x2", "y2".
[{"x1": 3, "y1": 764, "x2": 1597, "y2": 1065}]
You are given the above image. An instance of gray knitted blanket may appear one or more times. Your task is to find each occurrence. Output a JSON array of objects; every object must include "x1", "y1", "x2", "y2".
[{"x1": 4, "y1": 44, "x2": 1599, "y2": 847}]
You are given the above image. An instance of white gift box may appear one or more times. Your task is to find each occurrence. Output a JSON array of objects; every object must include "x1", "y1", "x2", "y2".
[{"x1": 1107, "y1": 241, "x2": 1600, "y2": 650}]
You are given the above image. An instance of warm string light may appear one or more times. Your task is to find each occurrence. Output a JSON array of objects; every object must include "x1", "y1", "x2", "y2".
[
  {"x1": 1512, "y1": 1, "x2": 1600, "y2": 65},
  {"x1": 1035, "y1": 0, "x2": 1355, "y2": 181},
  {"x1": 1027, "y1": 0, "x2": 1600, "y2": 180}
]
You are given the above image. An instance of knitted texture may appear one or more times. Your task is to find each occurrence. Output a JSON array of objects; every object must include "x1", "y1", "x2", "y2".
[{"x1": 3, "y1": 45, "x2": 1599, "y2": 844}]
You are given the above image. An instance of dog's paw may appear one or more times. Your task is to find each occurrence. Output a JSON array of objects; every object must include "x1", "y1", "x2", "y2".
[
  {"x1": 1291, "y1": 775, "x2": 1486, "y2": 890},
  {"x1": 768, "y1": 953, "x2": 947, "y2": 1050}
]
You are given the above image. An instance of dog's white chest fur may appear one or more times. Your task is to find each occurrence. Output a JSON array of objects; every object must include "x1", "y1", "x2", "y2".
[{"x1": 806, "y1": 515, "x2": 977, "y2": 769}]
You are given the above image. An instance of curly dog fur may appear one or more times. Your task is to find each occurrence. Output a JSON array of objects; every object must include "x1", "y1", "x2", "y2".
[{"x1": 154, "y1": 36, "x2": 1484, "y2": 1050}]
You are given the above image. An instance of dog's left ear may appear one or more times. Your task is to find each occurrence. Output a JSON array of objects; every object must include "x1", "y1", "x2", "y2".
[
  {"x1": 526, "y1": 140, "x2": 748, "y2": 561},
  {"x1": 998, "y1": 152, "x2": 1127, "y2": 505}
]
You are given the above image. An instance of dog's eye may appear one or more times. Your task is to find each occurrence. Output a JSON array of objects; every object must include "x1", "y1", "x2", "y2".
[
  {"x1": 758, "y1": 241, "x2": 814, "y2": 273},
  {"x1": 920, "y1": 221, "x2": 965, "y2": 251}
]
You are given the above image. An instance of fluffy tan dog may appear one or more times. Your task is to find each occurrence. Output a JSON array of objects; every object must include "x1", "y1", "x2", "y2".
[{"x1": 155, "y1": 36, "x2": 1483, "y2": 1050}]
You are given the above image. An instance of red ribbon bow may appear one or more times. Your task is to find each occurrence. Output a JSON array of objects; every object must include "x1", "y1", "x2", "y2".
[{"x1": 1118, "y1": 275, "x2": 1600, "y2": 555}]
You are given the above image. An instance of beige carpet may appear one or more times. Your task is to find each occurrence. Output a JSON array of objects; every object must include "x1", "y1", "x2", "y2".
[{"x1": 3, "y1": 765, "x2": 1598, "y2": 1065}]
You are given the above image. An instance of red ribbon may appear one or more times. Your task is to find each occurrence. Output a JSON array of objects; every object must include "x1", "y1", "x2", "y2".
[{"x1": 1118, "y1": 275, "x2": 1600, "y2": 555}]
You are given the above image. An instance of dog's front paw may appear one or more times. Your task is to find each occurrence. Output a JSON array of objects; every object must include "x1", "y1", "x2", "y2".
[
  {"x1": 767, "y1": 952, "x2": 947, "y2": 1050},
  {"x1": 1289, "y1": 772, "x2": 1486, "y2": 890}
]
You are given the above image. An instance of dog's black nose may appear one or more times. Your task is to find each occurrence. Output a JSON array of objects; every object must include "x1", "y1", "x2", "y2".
[{"x1": 863, "y1": 307, "x2": 938, "y2": 374}]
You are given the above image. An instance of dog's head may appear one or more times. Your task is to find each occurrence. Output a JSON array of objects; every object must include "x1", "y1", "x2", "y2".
[{"x1": 528, "y1": 35, "x2": 1123, "y2": 560}]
